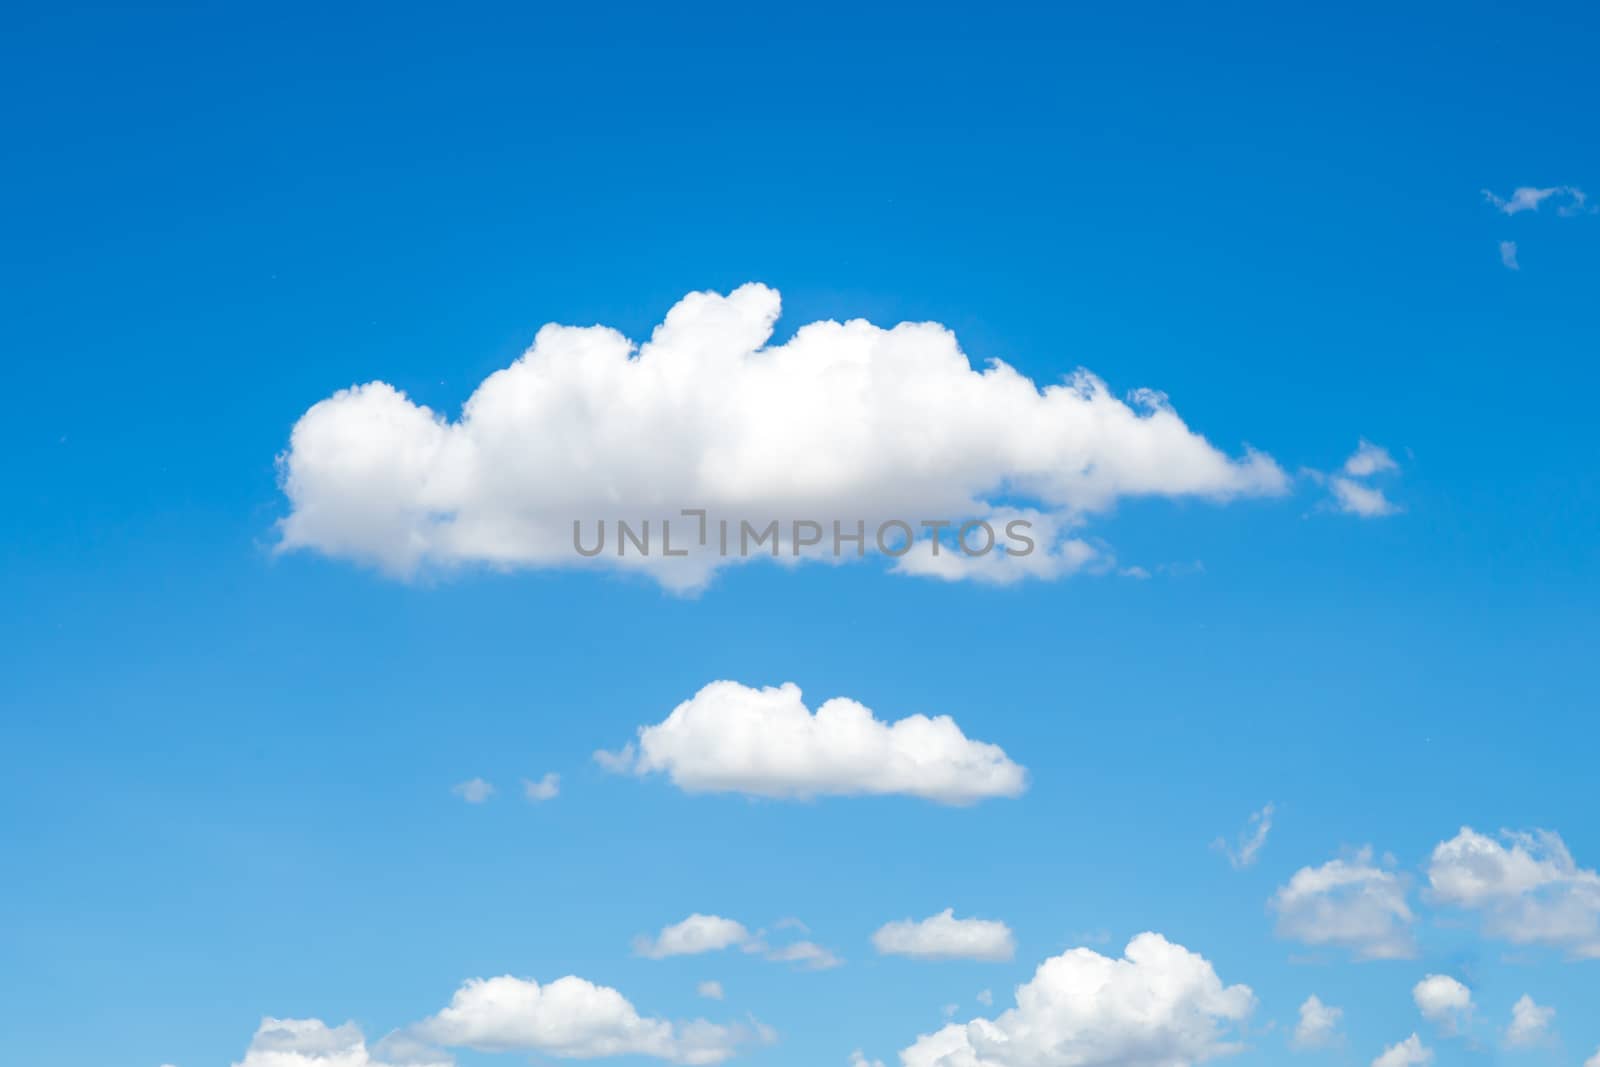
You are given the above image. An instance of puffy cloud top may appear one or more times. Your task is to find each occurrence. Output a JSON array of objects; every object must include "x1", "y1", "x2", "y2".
[
  {"x1": 634, "y1": 915, "x2": 752, "y2": 959},
  {"x1": 1271, "y1": 848, "x2": 1415, "y2": 959},
  {"x1": 231, "y1": 1018, "x2": 446, "y2": 1067},
  {"x1": 1372, "y1": 1034, "x2": 1432, "y2": 1067},
  {"x1": 599, "y1": 681, "x2": 1026, "y2": 805},
  {"x1": 872, "y1": 909, "x2": 1016, "y2": 962},
  {"x1": 1411, "y1": 975, "x2": 1471, "y2": 1029},
  {"x1": 1427, "y1": 827, "x2": 1600, "y2": 957},
  {"x1": 277, "y1": 284, "x2": 1287, "y2": 589},
  {"x1": 898, "y1": 932, "x2": 1254, "y2": 1067},
  {"x1": 1505, "y1": 995, "x2": 1555, "y2": 1047},
  {"x1": 413, "y1": 974, "x2": 750, "y2": 1064},
  {"x1": 1293, "y1": 995, "x2": 1343, "y2": 1049}
]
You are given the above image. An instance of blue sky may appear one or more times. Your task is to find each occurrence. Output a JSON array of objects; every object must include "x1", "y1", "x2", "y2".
[{"x1": 3, "y1": 2, "x2": 1598, "y2": 1066}]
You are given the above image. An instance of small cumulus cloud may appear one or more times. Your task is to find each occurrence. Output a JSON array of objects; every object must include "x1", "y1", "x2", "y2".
[
  {"x1": 1372, "y1": 1033, "x2": 1433, "y2": 1067},
  {"x1": 408, "y1": 974, "x2": 765, "y2": 1063},
  {"x1": 452, "y1": 777, "x2": 494, "y2": 804},
  {"x1": 522, "y1": 772, "x2": 560, "y2": 802},
  {"x1": 1427, "y1": 827, "x2": 1600, "y2": 957},
  {"x1": 1505, "y1": 995, "x2": 1555, "y2": 1047},
  {"x1": 1309, "y1": 440, "x2": 1401, "y2": 517},
  {"x1": 1293, "y1": 995, "x2": 1343, "y2": 1049},
  {"x1": 871, "y1": 909, "x2": 1016, "y2": 962},
  {"x1": 897, "y1": 933, "x2": 1254, "y2": 1067},
  {"x1": 1412, "y1": 975, "x2": 1472, "y2": 1033},
  {"x1": 762, "y1": 940, "x2": 843, "y2": 971},
  {"x1": 1271, "y1": 847, "x2": 1416, "y2": 960},
  {"x1": 634, "y1": 915, "x2": 751, "y2": 959},
  {"x1": 230, "y1": 1018, "x2": 449, "y2": 1067},
  {"x1": 634, "y1": 912, "x2": 841, "y2": 971},
  {"x1": 598, "y1": 681, "x2": 1026, "y2": 806}
]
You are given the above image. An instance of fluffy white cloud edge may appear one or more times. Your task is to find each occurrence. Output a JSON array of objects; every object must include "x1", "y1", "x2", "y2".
[
  {"x1": 871, "y1": 909, "x2": 1016, "y2": 962},
  {"x1": 275, "y1": 283, "x2": 1293, "y2": 590},
  {"x1": 635, "y1": 914, "x2": 752, "y2": 959},
  {"x1": 1293, "y1": 994, "x2": 1343, "y2": 1049},
  {"x1": 1427, "y1": 826, "x2": 1600, "y2": 957},
  {"x1": 898, "y1": 932, "x2": 1254, "y2": 1067},
  {"x1": 1371, "y1": 1033, "x2": 1432, "y2": 1067},
  {"x1": 1412, "y1": 975, "x2": 1471, "y2": 1031},
  {"x1": 1271, "y1": 847, "x2": 1416, "y2": 960},
  {"x1": 598, "y1": 680, "x2": 1026, "y2": 806}
]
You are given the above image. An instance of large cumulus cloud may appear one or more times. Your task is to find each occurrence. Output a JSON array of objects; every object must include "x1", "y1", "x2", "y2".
[{"x1": 277, "y1": 284, "x2": 1287, "y2": 589}]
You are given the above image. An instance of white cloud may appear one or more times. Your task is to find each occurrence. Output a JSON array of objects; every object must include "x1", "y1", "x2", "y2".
[
  {"x1": 1412, "y1": 975, "x2": 1471, "y2": 1032},
  {"x1": 1482, "y1": 185, "x2": 1589, "y2": 216},
  {"x1": 850, "y1": 1053, "x2": 886, "y2": 1067},
  {"x1": 975, "y1": 990, "x2": 993, "y2": 1007},
  {"x1": 451, "y1": 778, "x2": 493, "y2": 804},
  {"x1": 897, "y1": 932, "x2": 1254, "y2": 1067},
  {"x1": 763, "y1": 940, "x2": 843, "y2": 971},
  {"x1": 635, "y1": 915, "x2": 752, "y2": 959},
  {"x1": 411, "y1": 974, "x2": 755, "y2": 1064},
  {"x1": 1505, "y1": 995, "x2": 1554, "y2": 1047},
  {"x1": 599, "y1": 681, "x2": 1026, "y2": 805},
  {"x1": 231, "y1": 1018, "x2": 448, "y2": 1067},
  {"x1": 872, "y1": 909, "x2": 1015, "y2": 962},
  {"x1": 1500, "y1": 240, "x2": 1520, "y2": 270},
  {"x1": 1313, "y1": 441, "x2": 1400, "y2": 517},
  {"x1": 695, "y1": 981, "x2": 723, "y2": 1001},
  {"x1": 1293, "y1": 995, "x2": 1343, "y2": 1049},
  {"x1": 276, "y1": 284, "x2": 1290, "y2": 591},
  {"x1": 522, "y1": 772, "x2": 560, "y2": 801},
  {"x1": 1585, "y1": 1046, "x2": 1600, "y2": 1067},
  {"x1": 635, "y1": 912, "x2": 840, "y2": 970},
  {"x1": 1324, "y1": 439, "x2": 1401, "y2": 517},
  {"x1": 1328, "y1": 478, "x2": 1397, "y2": 517},
  {"x1": 1371, "y1": 1034, "x2": 1432, "y2": 1067},
  {"x1": 890, "y1": 509, "x2": 1098, "y2": 585},
  {"x1": 1426, "y1": 827, "x2": 1600, "y2": 957},
  {"x1": 1342, "y1": 441, "x2": 1398, "y2": 478},
  {"x1": 1214, "y1": 803, "x2": 1274, "y2": 870},
  {"x1": 1270, "y1": 848, "x2": 1415, "y2": 959}
]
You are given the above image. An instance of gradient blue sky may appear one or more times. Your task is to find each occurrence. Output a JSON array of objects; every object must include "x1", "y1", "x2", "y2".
[{"x1": 3, "y1": 3, "x2": 1598, "y2": 1066}]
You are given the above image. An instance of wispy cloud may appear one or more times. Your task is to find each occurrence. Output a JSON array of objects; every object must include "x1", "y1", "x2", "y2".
[
  {"x1": 1482, "y1": 185, "x2": 1589, "y2": 216},
  {"x1": 1214, "y1": 803, "x2": 1275, "y2": 869},
  {"x1": 452, "y1": 777, "x2": 494, "y2": 804},
  {"x1": 521, "y1": 772, "x2": 560, "y2": 802},
  {"x1": 1499, "y1": 240, "x2": 1520, "y2": 271},
  {"x1": 1311, "y1": 440, "x2": 1401, "y2": 518}
]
